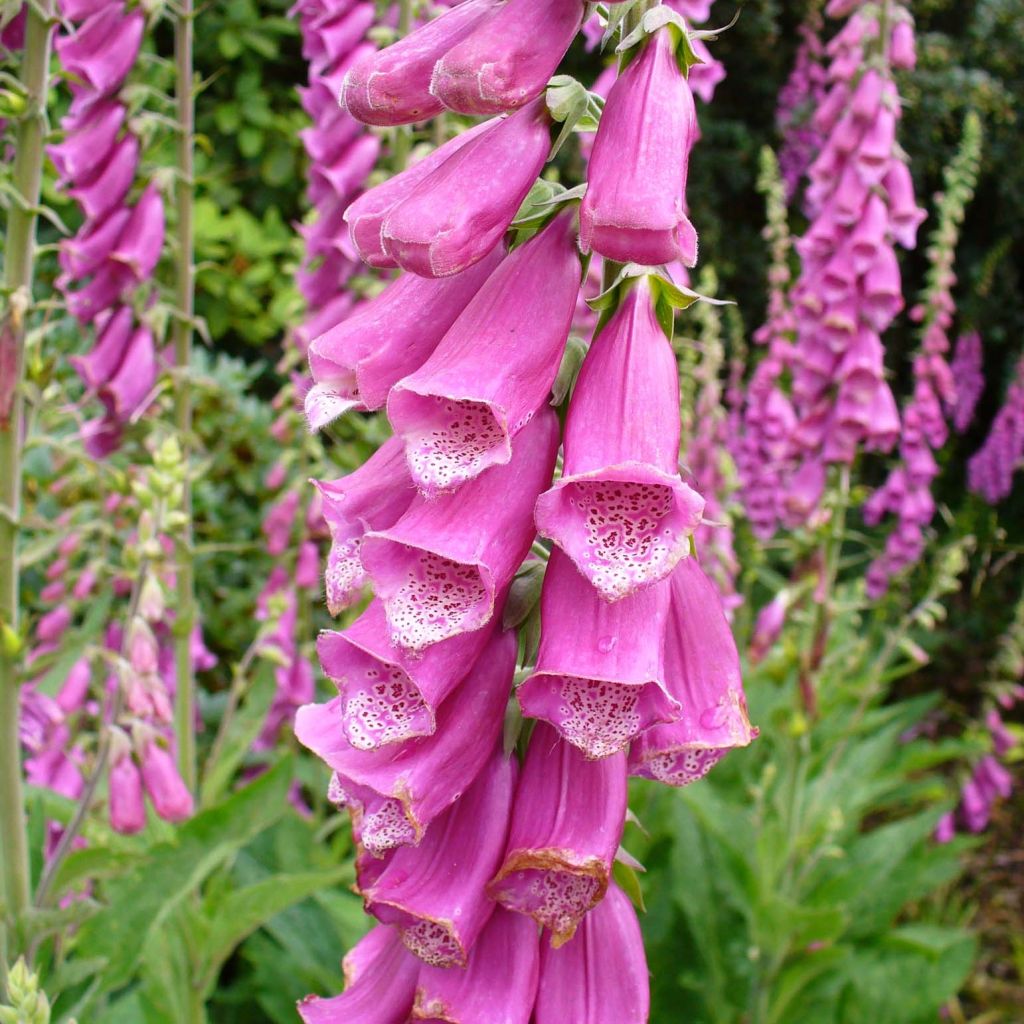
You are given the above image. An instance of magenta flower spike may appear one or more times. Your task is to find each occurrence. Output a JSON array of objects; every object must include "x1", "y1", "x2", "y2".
[
  {"x1": 341, "y1": 0, "x2": 503, "y2": 126},
  {"x1": 628, "y1": 557, "x2": 756, "y2": 786},
  {"x1": 312, "y1": 437, "x2": 418, "y2": 613},
  {"x1": 535, "y1": 278, "x2": 704, "y2": 600},
  {"x1": 431, "y1": 0, "x2": 584, "y2": 115},
  {"x1": 295, "y1": 626, "x2": 515, "y2": 854},
  {"x1": 533, "y1": 882, "x2": 649, "y2": 1024},
  {"x1": 55, "y1": 4, "x2": 144, "y2": 95},
  {"x1": 518, "y1": 548, "x2": 679, "y2": 759},
  {"x1": 580, "y1": 28, "x2": 698, "y2": 266},
  {"x1": 297, "y1": 925, "x2": 420, "y2": 1024},
  {"x1": 317, "y1": 599, "x2": 498, "y2": 749},
  {"x1": 411, "y1": 907, "x2": 540, "y2": 1024},
  {"x1": 305, "y1": 248, "x2": 502, "y2": 430},
  {"x1": 361, "y1": 409, "x2": 559, "y2": 650},
  {"x1": 139, "y1": 740, "x2": 194, "y2": 823},
  {"x1": 343, "y1": 121, "x2": 494, "y2": 268},
  {"x1": 388, "y1": 213, "x2": 579, "y2": 494},
  {"x1": 362, "y1": 744, "x2": 517, "y2": 967},
  {"x1": 381, "y1": 98, "x2": 552, "y2": 278},
  {"x1": 489, "y1": 722, "x2": 626, "y2": 943}
]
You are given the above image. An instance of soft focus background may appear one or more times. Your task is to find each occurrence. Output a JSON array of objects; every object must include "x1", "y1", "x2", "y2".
[{"x1": 3, "y1": 0, "x2": 1023, "y2": 1021}]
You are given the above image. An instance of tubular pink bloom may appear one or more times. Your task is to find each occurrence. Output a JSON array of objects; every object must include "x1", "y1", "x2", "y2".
[
  {"x1": 412, "y1": 907, "x2": 540, "y2": 1024},
  {"x1": 313, "y1": 438, "x2": 417, "y2": 613},
  {"x1": 628, "y1": 558, "x2": 756, "y2": 786},
  {"x1": 296, "y1": 627, "x2": 515, "y2": 854},
  {"x1": 317, "y1": 599, "x2": 498, "y2": 748},
  {"x1": 535, "y1": 279, "x2": 704, "y2": 600},
  {"x1": 97, "y1": 323, "x2": 156, "y2": 420},
  {"x1": 48, "y1": 99, "x2": 125, "y2": 185},
  {"x1": 518, "y1": 548, "x2": 679, "y2": 759},
  {"x1": 489, "y1": 722, "x2": 626, "y2": 943},
  {"x1": 934, "y1": 811, "x2": 955, "y2": 844},
  {"x1": 749, "y1": 592, "x2": 786, "y2": 664},
  {"x1": 533, "y1": 883, "x2": 649, "y2": 1024},
  {"x1": 37, "y1": 605, "x2": 72, "y2": 644},
  {"x1": 59, "y1": 208, "x2": 131, "y2": 280},
  {"x1": 70, "y1": 306, "x2": 132, "y2": 389},
  {"x1": 343, "y1": 121, "x2": 494, "y2": 268},
  {"x1": 305, "y1": 248, "x2": 502, "y2": 429},
  {"x1": 110, "y1": 184, "x2": 165, "y2": 281},
  {"x1": 361, "y1": 409, "x2": 559, "y2": 650},
  {"x1": 362, "y1": 745, "x2": 517, "y2": 967},
  {"x1": 297, "y1": 925, "x2": 420, "y2": 1024},
  {"x1": 580, "y1": 29, "x2": 698, "y2": 266},
  {"x1": 341, "y1": 0, "x2": 503, "y2": 126},
  {"x1": 381, "y1": 98, "x2": 551, "y2": 278},
  {"x1": 389, "y1": 213, "x2": 578, "y2": 494},
  {"x1": 140, "y1": 740, "x2": 194, "y2": 823},
  {"x1": 66, "y1": 133, "x2": 139, "y2": 223},
  {"x1": 109, "y1": 751, "x2": 146, "y2": 834},
  {"x1": 55, "y1": 5, "x2": 144, "y2": 95},
  {"x1": 431, "y1": 0, "x2": 584, "y2": 116}
]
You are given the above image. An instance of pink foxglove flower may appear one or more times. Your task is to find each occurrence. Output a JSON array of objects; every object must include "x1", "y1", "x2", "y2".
[
  {"x1": 382, "y1": 97, "x2": 551, "y2": 277},
  {"x1": 295, "y1": 627, "x2": 514, "y2": 854},
  {"x1": 949, "y1": 330, "x2": 983, "y2": 434},
  {"x1": 140, "y1": 740, "x2": 193, "y2": 823},
  {"x1": 968, "y1": 355, "x2": 1024, "y2": 503},
  {"x1": 305, "y1": 247, "x2": 502, "y2": 429},
  {"x1": 361, "y1": 409, "x2": 559, "y2": 650},
  {"x1": 298, "y1": 925, "x2": 420, "y2": 1024},
  {"x1": 519, "y1": 548, "x2": 679, "y2": 758},
  {"x1": 388, "y1": 212, "x2": 578, "y2": 493},
  {"x1": 749, "y1": 591, "x2": 787, "y2": 663},
  {"x1": 533, "y1": 882, "x2": 649, "y2": 1024},
  {"x1": 108, "y1": 748, "x2": 146, "y2": 834},
  {"x1": 535, "y1": 278, "x2": 704, "y2": 600},
  {"x1": 361, "y1": 745, "x2": 516, "y2": 966},
  {"x1": 431, "y1": 0, "x2": 583, "y2": 115},
  {"x1": 54, "y1": 3, "x2": 144, "y2": 95},
  {"x1": 312, "y1": 438, "x2": 418, "y2": 614},
  {"x1": 341, "y1": 0, "x2": 503, "y2": 126},
  {"x1": 489, "y1": 722, "x2": 626, "y2": 943},
  {"x1": 580, "y1": 28, "x2": 698, "y2": 266},
  {"x1": 628, "y1": 558, "x2": 756, "y2": 785},
  {"x1": 412, "y1": 907, "x2": 539, "y2": 1024}
]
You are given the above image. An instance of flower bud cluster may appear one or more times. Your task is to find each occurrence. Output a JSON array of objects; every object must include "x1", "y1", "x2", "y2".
[
  {"x1": 948, "y1": 330, "x2": 983, "y2": 434},
  {"x1": 50, "y1": 0, "x2": 165, "y2": 455},
  {"x1": 967, "y1": 354, "x2": 1024, "y2": 504}
]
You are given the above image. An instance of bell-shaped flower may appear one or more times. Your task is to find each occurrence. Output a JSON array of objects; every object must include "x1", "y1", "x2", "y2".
[
  {"x1": 317, "y1": 599, "x2": 498, "y2": 749},
  {"x1": 518, "y1": 548, "x2": 679, "y2": 759},
  {"x1": 489, "y1": 722, "x2": 626, "y2": 943},
  {"x1": 388, "y1": 212, "x2": 578, "y2": 494},
  {"x1": 431, "y1": 0, "x2": 583, "y2": 115},
  {"x1": 580, "y1": 29, "x2": 698, "y2": 266},
  {"x1": 59, "y1": 207, "x2": 131, "y2": 280},
  {"x1": 362, "y1": 409, "x2": 559, "y2": 650},
  {"x1": 362, "y1": 744, "x2": 516, "y2": 967},
  {"x1": 108, "y1": 747, "x2": 145, "y2": 835},
  {"x1": 48, "y1": 99, "x2": 125, "y2": 186},
  {"x1": 312, "y1": 438, "x2": 418, "y2": 613},
  {"x1": 343, "y1": 121, "x2": 494, "y2": 268},
  {"x1": 628, "y1": 558, "x2": 756, "y2": 785},
  {"x1": 532, "y1": 882, "x2": 649, "y2": 1024},
  {"x1": 97, "y1": 323, "x2": 156, "y2": 421},
  {"x1": 298, "y1": 925, "x2": 420, "y2": 1024},
  {"x1": 535, "y1": 279, "x2": 704, "y2": 600},
  {"x1": 305, "y1": 248, "x2": 502, "y2": 430},
  {"x1": 139, "y1": 740, "x2": 193, "y2": 823},
  {"x1": 411, "y1": 907, "x2": 540, "y2": 1024},
  {"x1": 66, "y1": 133, "x2": 139, "y2": 223},
  {"x1": 382, "y1": 97, "x2": 551, "y2": 278},
  {"x1": 341, "y1": 0, "x2": 503, "y2": 126},
  {"x1": 70, "y1": 305, "x2": 133, "y2": 390},
  {"x1": 55, "y1": 4, "x2": 144, "y2": 95},
  {"x1": 296, "y1": 626, "x2": 515, "y2": 854}
]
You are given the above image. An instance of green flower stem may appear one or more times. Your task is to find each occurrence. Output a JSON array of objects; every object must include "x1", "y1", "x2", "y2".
[
  {"x1": 172, "y1": 0, "x2": 198, "y2": 794},
  {"x1": 0, "y1": 0, "x2": 56, "y2": 978}
]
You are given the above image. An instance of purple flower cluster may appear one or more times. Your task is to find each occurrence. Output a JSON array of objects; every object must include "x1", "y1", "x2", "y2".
[
  {"x1": 968, "y1": 354, "x2": 1024, "y2": 503},
  {"x1": 948, "y1": 330, "x2": 984, "y2": 434},
  {"x1": 292, "y1": 12, "x2": 756, "y2": 1018},
  {"x1": 50, "y1": 0, "x2": 164, "y2": 456}
]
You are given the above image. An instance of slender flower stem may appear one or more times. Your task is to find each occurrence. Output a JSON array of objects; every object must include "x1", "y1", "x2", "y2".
[
  {"x1": 0, "y1": 0, "x2": 56, "y2": 976},
  {"x1": 390, "y1": 0, "x2": 416, "y2": 172},
  {"x1": 172, "y1": 0, "x2": 197, "y2": 793}
]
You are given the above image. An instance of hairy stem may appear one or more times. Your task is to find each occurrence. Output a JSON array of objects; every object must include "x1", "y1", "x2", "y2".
[
  {"x1": 172, "y1": 0, "x2": 197, "y2": 793},
  {"x1": 0, "y1": 0, "x2": 56, "y2": 977}
]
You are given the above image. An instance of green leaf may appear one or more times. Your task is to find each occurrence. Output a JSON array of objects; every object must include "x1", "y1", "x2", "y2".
[{"x1": 613, "y1": 859, "x2": 646, "y2": 913}]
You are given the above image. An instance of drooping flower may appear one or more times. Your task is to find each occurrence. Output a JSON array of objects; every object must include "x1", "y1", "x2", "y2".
[
  {"x1": 361, "y1": 409, "x2": 559, "y2": 650},
  {"x1": 968, "y1": 355, "x2": 1024, "y2": 504},
  {"x1": 535, "y1": 277, "x2": 704, "y2": 601},
  {"x1": 488, "y1": 722, "x2": 626, "y2": 943},
  {"x1": 518, "y1": 548, "x2": 679, "y2": 759},
  {"x1": 388, "y1": 212, "x2": 578, "y2": 494},
  {"x1": 580, "y1": 27, "x2": 698, "y2": 266},
  {"x1": 139, "y1": 739, "x2": 193, "y2": 823},
  {"x1": 108, "y1": 743, "x2": 146, "y2": 835}
]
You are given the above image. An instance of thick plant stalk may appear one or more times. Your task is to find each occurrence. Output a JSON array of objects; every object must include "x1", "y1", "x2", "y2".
[
  {"x1": 172, "y1": 0, "x2": 197, "y2": 793},
  {"x1": 0, "y1": 0, "x2": 56, "y2": 974}
]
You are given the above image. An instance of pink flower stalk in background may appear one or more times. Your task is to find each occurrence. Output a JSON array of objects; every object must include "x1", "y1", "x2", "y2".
[
  {"x1": 535, "y1": 278, "x2": 704, "y2": 600},
  {"x1": 581, "y1": 27, "x2": 698, "y2": 266},
  {"x1": 388, "y1": 212, "x2": 578, "y2": 494},
  {"x1": 968, "y1": 355, "x2": 1024, "y2": 504},
  {"x1": 949, "y1": 330, "x2": 984, "y2": 433}
]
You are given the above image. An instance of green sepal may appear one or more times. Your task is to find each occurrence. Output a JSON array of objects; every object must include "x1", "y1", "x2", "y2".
[
  {"x1": 613, "y1": 858, "x2": 647, "y2": 912},
  {"x1": 545, "y1": 75, "x2": 605, "y2": 159},
  {"x1": 503, "y1": 560, "x2": 547, "y2": 630},
  {"x1": 550, "y1": 334, "x2": 589, "y2": 407},
  {"x1": 616, "y1": 7, "x2": 701, "y2": 74}
]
